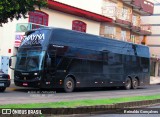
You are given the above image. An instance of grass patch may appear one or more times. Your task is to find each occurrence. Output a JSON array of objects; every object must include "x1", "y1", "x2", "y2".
[{"x1": 0, "y1": 94, "x2": 160, "y2": 108}]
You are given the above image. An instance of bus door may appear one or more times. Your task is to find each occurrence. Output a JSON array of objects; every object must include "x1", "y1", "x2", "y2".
[{"x1": 47, "y1": 46, "x2": 57, "y2": 77}]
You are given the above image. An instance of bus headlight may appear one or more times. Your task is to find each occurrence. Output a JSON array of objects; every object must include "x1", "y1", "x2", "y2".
[{"x1": 34, "y1": 73, "x2": 38, "y2": 75}]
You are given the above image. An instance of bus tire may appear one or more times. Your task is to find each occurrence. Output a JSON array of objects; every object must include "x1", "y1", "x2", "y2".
[
  {"x1": 0, "y1": 87, "x2": 6, "y2": 92},
  {"x1": 64, "y1": 77, "x2": 75, "y2": 93},
  {"x1": 124, "y1": 78, "x2": 131, "y2": 90},
  {"x1": 131, "y1": 78, "x2": 138, "y2": 89}
]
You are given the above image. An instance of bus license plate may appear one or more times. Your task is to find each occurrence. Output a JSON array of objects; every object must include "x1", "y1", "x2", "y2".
[
  {"x1": 0, "y1": 83, "x2": 4, "y2": 86},
  {"x1": 23, "y1": 83, "x2": 28, "y2": 86}
]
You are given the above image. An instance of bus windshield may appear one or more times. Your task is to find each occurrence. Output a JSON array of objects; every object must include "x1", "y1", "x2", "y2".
[{"x1": 15, "y1": 50, "x2": 45, "y2": 72}]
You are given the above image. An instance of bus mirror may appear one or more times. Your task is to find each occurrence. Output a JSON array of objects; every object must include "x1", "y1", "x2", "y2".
[
  {"x1": 47, "y1": 57, "x2": 51, "y2": 68},
  {"x1": 9, "y1": 58, "x2": 12, "y2": 67},
  {"x1": 9, "y1": 56, "x2": 16, "y2": 70}
]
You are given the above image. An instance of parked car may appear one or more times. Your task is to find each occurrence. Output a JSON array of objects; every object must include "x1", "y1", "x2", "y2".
[{"x1": 0, "y1": 70, "x2": 10, "y2": 92}]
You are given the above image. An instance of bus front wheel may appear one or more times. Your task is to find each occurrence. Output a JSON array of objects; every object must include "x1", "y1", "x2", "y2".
[
  {"x1": 124, "y1": 78, "x2": 131, "y2": 90},
  {"x1": 64, "y1": 77, "x2": 75, "y2": 93}
]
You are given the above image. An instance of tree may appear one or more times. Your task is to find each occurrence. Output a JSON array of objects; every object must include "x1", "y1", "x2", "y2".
[{"x1": 0, "y1": 0, "x2": 47, "y2": 26}]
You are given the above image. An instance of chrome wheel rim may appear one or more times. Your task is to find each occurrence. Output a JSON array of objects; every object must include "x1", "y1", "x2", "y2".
[
  {"x1": 133, "y1": 80, "x2": 138, "y2": 88},
  {"x1": 126, "y1": 79, "x2": 131, "y2": 88},
  {"x1": 66, "y1": 81, "x2": 73, "y2": 89}
]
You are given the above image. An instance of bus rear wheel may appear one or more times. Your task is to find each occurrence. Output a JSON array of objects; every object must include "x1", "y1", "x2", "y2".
[
  {"x1": 131, "y1": 78, "x2": 138, "y2": 89},
  {"x1": 124, "y1": 78, "x2": 131, "y2": 90},
  {"x1": 64, "y1": 77, "x2": 75, "y2": 93}
]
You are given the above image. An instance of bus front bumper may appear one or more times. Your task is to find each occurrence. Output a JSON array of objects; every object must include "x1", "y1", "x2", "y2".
[
  {"x1": 14, "y1": 79, "x2": 61, "y2": 89},
  {"x1": 14, "y1": 80, "x2": 41, "y2": 88}
]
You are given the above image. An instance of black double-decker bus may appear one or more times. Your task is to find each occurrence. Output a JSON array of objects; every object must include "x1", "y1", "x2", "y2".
[{"x1": 10, "y1": 28, "x2": 150, "y2": 92}]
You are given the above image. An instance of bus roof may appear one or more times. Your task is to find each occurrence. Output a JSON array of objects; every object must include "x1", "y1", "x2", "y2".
[{"x1": 28, "y1": 27, "x2": 150, "y2": 58}]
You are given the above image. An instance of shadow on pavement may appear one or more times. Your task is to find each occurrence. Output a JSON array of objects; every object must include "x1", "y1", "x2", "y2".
[{"x1": 9, "y1": 85, "x2": 147, "y2": 93}]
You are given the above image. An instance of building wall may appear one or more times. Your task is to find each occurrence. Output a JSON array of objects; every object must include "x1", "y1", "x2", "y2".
[
  {"x1": 147, "y1": 36, "x2": 160, "y2": 46},
  {"x1": 141, "y1": 5, "x2": 160, "y2": 58},
  {"x1": 141, "y1": 4, "x2": 160, "y2": 77},
  {"x1": 100, "y1": 0, "x2": 142, "y2": 44},
  {"x1": 0, "y1": 18, "x2": 28, "y2": 57},
  {"x1": 42, "y1": 8, "x2": 100, "y2": 35},
  {"x1": 0, "y1": 17, "x2": 28, "y2": 76},
  {"x1": 54, "y1": 0, "x2": 102, "y2": 14},
  {"x1": 142, "y1": 16, "x2": 160, "y2": 24},
  {"x1": 0, "y1": 27, "x2": 3, "y2": 55},
  {"x1": 116, "y1": 26, "x2": 121, "y2": 40}
]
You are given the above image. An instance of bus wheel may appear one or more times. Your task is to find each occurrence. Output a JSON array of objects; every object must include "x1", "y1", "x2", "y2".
[
  {"x1": 64, "y1": 77, "x2": 75, "y2": 93},
  {"x1": 124, "y1": 78, "x2": 131, "y2": 90},
  {"x1": 0, "y1": 87, "x2": 6, "y2": 92},
  {"x1": 131, "y1": 78, "x2": 138, "y2": 89}
]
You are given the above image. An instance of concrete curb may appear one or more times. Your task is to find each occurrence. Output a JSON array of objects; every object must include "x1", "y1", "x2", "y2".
[{"x1": 42, "y1": 99, "x2": 160, "y2": 115}]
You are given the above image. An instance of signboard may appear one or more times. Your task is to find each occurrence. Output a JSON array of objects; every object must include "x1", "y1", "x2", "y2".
[
  {"x1": 14, "y1": 34, "x2": 25, "y2": 47},
  {"x1": 21, "y1": 33, "x2": 45, "y2": 46}
]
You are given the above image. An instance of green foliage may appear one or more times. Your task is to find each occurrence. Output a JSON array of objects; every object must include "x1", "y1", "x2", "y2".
[
  {"x1": 0, "y1": 94, "x2": 160, "y2": 108},
  {"x1": 0, "y1": 0, "x2": 47, "y2": 26}
]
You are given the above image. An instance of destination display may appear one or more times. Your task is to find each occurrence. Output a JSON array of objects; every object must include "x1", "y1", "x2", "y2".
[{"x1": 21, "y1": 33, "x2": 45, "y2": 46}]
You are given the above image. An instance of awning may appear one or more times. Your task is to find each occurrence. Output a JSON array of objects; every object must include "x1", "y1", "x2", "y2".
[{"x1": 47, "y1": 0, "x2": 112, "y2": 22}]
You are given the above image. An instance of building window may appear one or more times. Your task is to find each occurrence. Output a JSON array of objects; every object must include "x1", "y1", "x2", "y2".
[
  {"x1": 104, "y1": 26, "x2": 116, "y2": 38},
  {"x1": 121, "y1": 30, "x2": 126, "y2": 41},
  {"x1": 102, "y1": 0, "x2": 117, "y2": 19},
  {"x1": 131, "y1": 35, "x2": 136, "y2": 43},
  {"x1": 72, "y1": 20, "x2": 86, "y2": 32},
  {"x1": 132, "y1": 15, "x2": 137, "y2": 26},
  {"x1": 121, "y1": 7, "x2": 128, "y2": 20},
  {"x1": 132, "y1": 14, "x2": 141, "y2": 27},
  {"x1": 28, "y1": 10, "x2": 49, "y2": 26}
]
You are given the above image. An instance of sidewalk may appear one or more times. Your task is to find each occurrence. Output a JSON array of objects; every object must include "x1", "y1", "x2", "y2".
[{"x1": 150, "y1": 76, "x2": 160, "y2": 84}]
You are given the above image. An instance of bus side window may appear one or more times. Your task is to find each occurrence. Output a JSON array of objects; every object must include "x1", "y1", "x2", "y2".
[
  {"x1": 90, "y1": 61, "x2": 102, "y2": 73},
  {"x1": 141, "y1": 58, "x2": 149, "y2": 67},
  {"x1": 126, "y1": 56, "x2": 130, "y2": 63},
  {"x1": 125, "y1": 56, "x2": 137, "y2": 66},
  {"x1": 69, "y1": 59, "x2": 81, "y2": 72},
  {"x1": 115, "y1": 54, "x2": 122, "y2": 65},
  {"x1": 131, "y1": 56, "x2": 137, "y2": 66},
  {"x1": 102, "y1": 52, "x2": 108, "y2": 61},
  {"x1": 108, "y1": 53, "x2": 122, "y2": 65},
  {"x1": 102, "y1": 50, "x2": 108, "y2": 64},
  {"x1": 81, "y1": 60, "x2": 90, "y2": 73}
]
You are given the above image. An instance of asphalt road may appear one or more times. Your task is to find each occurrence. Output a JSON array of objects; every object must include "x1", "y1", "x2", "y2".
[{"x1": 0, "y1": 84, "x2": 160, "y2": 105}]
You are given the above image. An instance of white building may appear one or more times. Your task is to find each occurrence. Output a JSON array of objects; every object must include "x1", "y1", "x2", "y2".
[{"x1": 0, "y1": 0, "x2": 112, "y2": 78}]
